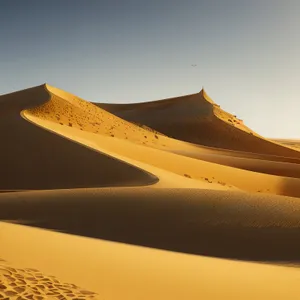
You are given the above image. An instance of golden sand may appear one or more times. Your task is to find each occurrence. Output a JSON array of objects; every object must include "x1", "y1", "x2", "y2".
[
  {"x1": 0, "y1": 84, "x2": 300, "y2": 299},
  {"x1": 97, "y1": 89, "x2": 300, "y2": 157}
]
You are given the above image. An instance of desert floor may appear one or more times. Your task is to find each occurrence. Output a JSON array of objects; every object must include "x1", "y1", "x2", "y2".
[{"x1": 1, "y1": 84, "x2": 300, "y2": 299}]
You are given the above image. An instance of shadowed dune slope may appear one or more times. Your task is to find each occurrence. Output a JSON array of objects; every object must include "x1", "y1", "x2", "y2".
[
  {"x1": 21, "y1": 116, "x2": 300, "y2": 198},
  {"x1": 2, "y1": 84, "x2": 300, "y2": 299},
  {"x1": 0, "y1": 85, "x2": 157, "y2": 190},
  {"x1": 169, "y1": 149, "x2": 300, "y2": 179},
  {"x1": 23, "y1": 85, "x2": 300, "y2": 197},
  {"x1": 272, "y1": 139, "x2": 300, "y2": 151},
  {"x1": 1, "y1": 188, "x2": 300, "y2": 263},
  {"x1": 97, "y1": 89, "x2": 300, "y2": 158}
]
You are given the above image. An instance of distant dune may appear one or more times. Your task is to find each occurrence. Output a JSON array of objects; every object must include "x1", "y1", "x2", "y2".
[
  {"x1": 97, "y1": 89, "x2": 300, "y2": 158},
  {"x1": 1, "y1": 84, "x2": 300, "y2": 299},
  {"x1": 271, "y1": 138, "x2": 300, "y2": 150}
]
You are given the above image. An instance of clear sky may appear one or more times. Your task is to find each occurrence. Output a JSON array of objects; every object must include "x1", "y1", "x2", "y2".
[{"x1": 0, "y1": 0, "x2": 299, "y2": 138}]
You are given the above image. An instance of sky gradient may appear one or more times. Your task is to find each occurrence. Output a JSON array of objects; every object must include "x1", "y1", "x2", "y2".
[{"x1": 1, "y1": 0, "x2": 299, "y2": 138}]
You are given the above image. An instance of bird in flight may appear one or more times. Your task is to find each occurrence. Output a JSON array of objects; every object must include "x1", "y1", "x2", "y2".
[{"x1": 191, "y1": 64, "x2": 197, "y2": 67}]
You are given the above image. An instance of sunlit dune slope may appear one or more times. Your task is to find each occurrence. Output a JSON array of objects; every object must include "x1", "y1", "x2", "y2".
[
  {"x1": 24, "y1": 114, "x2": 230, "y2": 189},
  {"x1": 23, "y1": 84, "x2": 300, "y2": 196},
  {"x1": 2, "y1": 83, "x2": 300, "y2": 300},
  {"x1": 97, "y1": 89, "x2": 300, "y2": 158},
  {"x1": 0, "y1": 85, "x2": 156, "y2": 190},
  {"x1": 3, "y1": 82, "x2": 300, "y2": 194},
  {"x1": 2, "y1": 222, "x2": 300, "y2": 300},
  {"x1": 29, "y1": 84, "x2": 178, "y2": 148},
  {"x1": 21, "y1": 115, "x2": 300, "y2": 197},
  {"x1": 23, "y1": 84, "x2": 221, "y2": 188}
]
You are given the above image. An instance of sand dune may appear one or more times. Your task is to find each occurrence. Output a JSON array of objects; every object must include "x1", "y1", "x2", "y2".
[
  {"x1": 0, "y1": 85, "x2": 156, "y2": 190},
  {"x1": 272, "y1": 138, "x2": 300, "y2": 150},
  {"x1": 1, "y1": 188, "x2": 300, "y2": 262},
  {"x1": 1, "y1": 222, "x2": 300, "y2": 300},
  {"x1": 1, "y1": 84, "x2": 300, "y2": 299},
  {"x1": 97, "y1": 89, "x2": 300, "y2": 158},
  {"x1": 23, "y1": 114, "x2": 300, "y2": 198},
  {"x1": 22, "y1": 85, "x2": 300, "y2": 197}
]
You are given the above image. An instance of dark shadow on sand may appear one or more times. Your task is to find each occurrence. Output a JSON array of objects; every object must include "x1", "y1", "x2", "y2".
[
  {"x1": 0, "y1": 188, "x2": 300, "y2": 263},
  {"x1": 0, "y1": 85, "x2": 157, "y2": 190}
]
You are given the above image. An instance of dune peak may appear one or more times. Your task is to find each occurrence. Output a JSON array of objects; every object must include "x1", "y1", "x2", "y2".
[
  {"x1": 2, "y1": 82, "x2": 300, "y2": 300},
  {"x1": 200, "y1": 88, "x2": 216, "y2": 105}
]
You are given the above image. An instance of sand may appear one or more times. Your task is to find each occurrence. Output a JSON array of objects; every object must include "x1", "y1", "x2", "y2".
[
  {"x1": 1, "y1": 83, "x2": 300, "y2": 299},
  {"x1": 272, "y1": 138, "x2": 300, "y2": 151},
  {"x1": 0, "y1": 85, "x2": 156, "y2": 190},
  {"x1": 1, "y1": 221, "x2": 300, "y2": 300},
  {"x1": 97, "y1": 89, "x2": 300, "y2": 158}
]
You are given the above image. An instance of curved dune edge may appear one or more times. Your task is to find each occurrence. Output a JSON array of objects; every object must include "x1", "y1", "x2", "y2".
[
  {"x1": 96, "y1": 89, "x2": 300, "y2": 158},
  {"x1": 0, "y1": 84, "x2": 157, "y2": 190},
  {"x1": 1, "y1": 188, "x2": 300, "y2": 262},
  {"x1": 31, "y1": 84, "x2": 180, "y2": 149},
  {"x1": 22, "y1": 84, "x2": 232, "y2": 189},
  {"x1": 1, "y1": 222, "x2": 300, "y2": 300},
  {"x1": 22, "y1": 111, "x2": 222, "y2": 189},
  {"x1": 20, "y1": 84, "x2": 300, "y2": 196},
  {"x1": 21, "y1": 110, "x2": 161, "y2": 188},
  {"x1": 202, "y1": 88, "x2": 257, "y2": 135},
  {"x1": 2, "y1": 84, "x2": 300, "y2": 299},
  {"x1": 21, "y1": 112, "x2": 300, "y2": 197}
]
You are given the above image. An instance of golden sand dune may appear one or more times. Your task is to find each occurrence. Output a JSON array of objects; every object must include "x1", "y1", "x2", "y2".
[
  {"x1": 22, "y1": 85, "x2": 300, "y2": 197},
  {"x1": 1, "y1": 84, "x2": 300, "y2": 299},
  {"x1": 272, "y1": 138, "x2": 300, "y2": 150},
  {"x1": 1, "y1": 222, "x2": 300, "y2": 300},
  {"x1": 22, "y1": 115, "x2": 300, "y2": 197},
  {"x1": 29, "y1": 85, "x2": 177, "y2": 148},
  {"x1": 97, "y1": 89, "x2": 300, "y2": 158},
  {"x1": 0, "y1": 85, "x2": 156, "y2": 190},
  {"x1": 1, "y1": 188, "x2": 300, "y2": 262}
]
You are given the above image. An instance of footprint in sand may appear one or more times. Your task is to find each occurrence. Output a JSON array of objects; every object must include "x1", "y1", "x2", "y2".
[{"x1": 0, "y1": 259, "x2": 99, "y2": 299}]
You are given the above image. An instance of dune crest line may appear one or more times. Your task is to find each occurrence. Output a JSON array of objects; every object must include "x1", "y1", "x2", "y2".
[
  {"x1": 0, "y1": 84, "x2": 157, "y2": 190},
  {"x1": 1, "y1": 84, "x2": 300, "y2": 299}
]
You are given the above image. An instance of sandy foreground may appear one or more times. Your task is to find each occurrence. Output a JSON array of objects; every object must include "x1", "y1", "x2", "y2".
[
  {"x1": 1, "y1": 221, "x2": 300, "y2": 300},
  {"x1": 1, "y1": 84, "x2": 300, "y2": 299}
]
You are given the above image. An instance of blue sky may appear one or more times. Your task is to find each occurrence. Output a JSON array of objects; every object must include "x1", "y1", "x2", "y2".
[{"x1": 1, "y1": 0, "x2": 299, "y2": 138}]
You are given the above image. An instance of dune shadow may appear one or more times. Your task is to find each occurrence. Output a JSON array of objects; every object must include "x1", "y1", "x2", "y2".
[
  {"x1": 1, "y1": 188, "x2": 300, "y2": 263},
  {"x1": 0, "y1": 85, "x2": 157, "y2": 190},
  {"x1": 97, "y1": 96, "x2": 300, "y2": 159},
  {"x1": 279, "y1": 177, "x2": 300, "y2": 199}
]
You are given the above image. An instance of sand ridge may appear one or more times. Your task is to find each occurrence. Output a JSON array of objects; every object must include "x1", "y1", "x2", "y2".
[
  {"x1": 29, "y1": 84, "x2": 176, "y2": 149},
  {"x1": 1, "y1": 188, "x2": 300, "y2": 262},
  {"x1": 272, "y1": 138, "x2": 300, "y2": 151},
  {"x1": 22, "y1": 85, "x2": 300, "y2": 196},
  {"x1": 22, "y1": 113, "x2": 300, "y2": 197},
  {"x1": 23, "y1": 113, "x2": 234, "y2": 189},
  {"x1": 1, "y1": 83, "x2": 300, "y2": 299},
  {"x1": 0, "y1": 84, "x2": 157, "y2": 190},
  {"x1": 97, "y1": 89, "x2": 300, "y2": 157}
]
